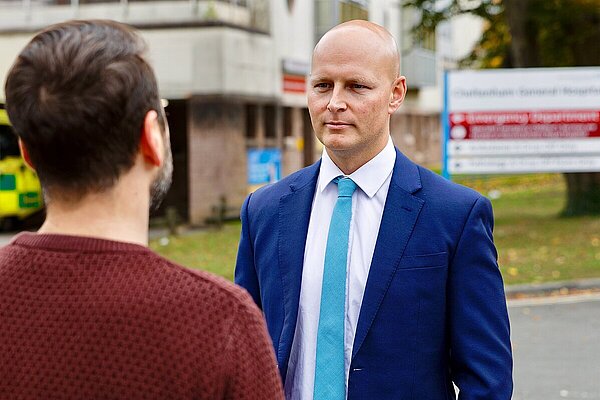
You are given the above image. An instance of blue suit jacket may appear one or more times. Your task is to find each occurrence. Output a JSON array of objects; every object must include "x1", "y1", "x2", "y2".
[{"x1": 235, "y1": 148, "x2": 513, "y2": 399}]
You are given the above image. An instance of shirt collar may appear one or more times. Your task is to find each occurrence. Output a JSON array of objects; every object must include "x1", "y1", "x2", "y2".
[{"x1": 318, "y1": 136, "x2": 396, "y2": 198}]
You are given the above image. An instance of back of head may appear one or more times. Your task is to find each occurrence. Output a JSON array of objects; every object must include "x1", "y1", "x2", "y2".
[{"x1": 4, "y1": 20, "x2": 164, "y2": 199}]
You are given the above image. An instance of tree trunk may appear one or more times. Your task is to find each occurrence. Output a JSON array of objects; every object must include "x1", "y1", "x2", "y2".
[
  {"x1": 558, "y1": 0, "x2": 600, "y2": 216},
  {"x1": 563, "y1": 173, "x2": 600, "y2": 216},
  {"x1": 506, "y1": 0, "x2": 600, "y2": 216},
  {"x1": 503, "y1": 0, "x2": 538, "y2": 67}
]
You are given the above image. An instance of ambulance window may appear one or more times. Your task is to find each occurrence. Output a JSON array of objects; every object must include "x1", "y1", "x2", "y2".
[{"x1": 0, "y1": 124, "x2": 20, "y2": 158}]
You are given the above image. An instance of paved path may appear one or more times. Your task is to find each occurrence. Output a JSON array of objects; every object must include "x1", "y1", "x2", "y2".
[{"x1": 509, "y1": 294, "x2": 600, "y2": 400}]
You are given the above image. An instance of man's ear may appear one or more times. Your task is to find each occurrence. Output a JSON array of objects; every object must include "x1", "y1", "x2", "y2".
[
  {"x1": 18, "y1": 139, "x2": 35, "y2": 170},
  {"x1": 389, "y1": 75, "x2": 407, "y2": 114},
  {"x1": 140, "y1": 110, "x2": 163, "y2": 167}
]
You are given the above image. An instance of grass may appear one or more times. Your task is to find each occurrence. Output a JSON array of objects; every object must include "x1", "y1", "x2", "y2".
[
  {"x1": 455, "y1": 173, "x2": 600, "y2": 285},
  {"x1": 150, "y1": 173, "x2": 600, "y2": 286},
  {"x1": 149, "y1": 224, "x2": 241, "y2": 281}
]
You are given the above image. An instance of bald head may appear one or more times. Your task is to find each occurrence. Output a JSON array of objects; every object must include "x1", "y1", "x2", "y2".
[{"x1": 313, "y1": 20, "x2": 400, "y2": 81}]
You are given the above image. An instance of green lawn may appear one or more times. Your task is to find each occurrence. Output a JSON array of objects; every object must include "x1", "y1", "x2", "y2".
[
  {"x1": 150, "y1": 225, "x2": 241, "y2": 281},
  {"x1": 456, "y1": 174, "x2": 600, "y2": 285},
  {"x1": 150, "y1": 173, "x2": 600, "y2": 286}
]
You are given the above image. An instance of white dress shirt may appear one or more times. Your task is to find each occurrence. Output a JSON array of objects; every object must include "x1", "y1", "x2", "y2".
[{"x1": 284, "y1": 137, "x2": 396, "y2": 400}]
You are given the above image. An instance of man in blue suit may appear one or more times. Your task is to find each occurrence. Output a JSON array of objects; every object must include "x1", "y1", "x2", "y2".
[{"x1": 235, "y1": 20, "x2": 512, "y2": 400}]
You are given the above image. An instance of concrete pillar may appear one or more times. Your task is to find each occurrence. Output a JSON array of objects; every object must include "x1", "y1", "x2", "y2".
[
  {"x1": 187, "y1": 97, "x2": 247, "y2": 225},
  {"x1": 255, "y1": 105, "x2": 265, "y2": 148},
  {"x1": 282, "y1": 106, "x2": 304, "y2": 176}
]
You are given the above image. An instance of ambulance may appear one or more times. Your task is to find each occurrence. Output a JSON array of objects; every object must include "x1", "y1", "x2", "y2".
[{"x1": 0, "y1": 104, "x2": 43, "y2": 231}]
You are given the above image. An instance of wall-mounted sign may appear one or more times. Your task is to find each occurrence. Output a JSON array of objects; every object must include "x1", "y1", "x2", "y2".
[
  {"x1": 282, "y1": 59, "x2": 309, "y2": 94},
  {"x1": 247, "y1": 148, "x2": 281, "y2": 185},
  {"x1": 443, "y1": 67, "x2": 600, "y2": 176}
]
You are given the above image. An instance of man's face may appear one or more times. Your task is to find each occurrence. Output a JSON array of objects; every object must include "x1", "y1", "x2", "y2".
[
  {"x1": 308, "y1": 27, "x2": 404, "y2": 168},
  {"x1": 149, "y1": 111, "x2": 173, "y2": 212}
]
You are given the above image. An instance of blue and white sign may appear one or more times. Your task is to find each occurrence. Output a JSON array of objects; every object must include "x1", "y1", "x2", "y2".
[{"x1": 247, "y1": 148, "x2": 281, "y2": 185}]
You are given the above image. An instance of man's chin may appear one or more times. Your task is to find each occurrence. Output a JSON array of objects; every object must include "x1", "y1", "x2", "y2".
[{"x1": 322, "y1": 135, "x2": 355, "y2": 152}]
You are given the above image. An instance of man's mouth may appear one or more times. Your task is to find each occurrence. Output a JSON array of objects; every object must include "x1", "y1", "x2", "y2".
[{"x1": 325, "y1": 121, "x2": 352, "y2": 129}]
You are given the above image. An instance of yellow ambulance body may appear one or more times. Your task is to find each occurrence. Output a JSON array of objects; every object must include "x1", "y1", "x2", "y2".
[{"x1": 0, "y1": 107, "x2": 43, "y2": 230}]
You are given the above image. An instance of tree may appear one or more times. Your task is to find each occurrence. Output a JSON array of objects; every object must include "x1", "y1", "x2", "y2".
[{"x1": 405, "y1": 0, "x2": 600, "y2": 215}]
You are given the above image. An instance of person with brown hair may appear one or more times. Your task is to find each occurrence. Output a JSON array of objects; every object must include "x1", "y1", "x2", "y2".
[{"x1": 1, "y1": 19, "x2": 283, "y2": 399}]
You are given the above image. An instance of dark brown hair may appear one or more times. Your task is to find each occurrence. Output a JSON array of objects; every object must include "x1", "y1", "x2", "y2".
[{"x1": 5, "y1": 19, "x2": 165, "y2": 196}]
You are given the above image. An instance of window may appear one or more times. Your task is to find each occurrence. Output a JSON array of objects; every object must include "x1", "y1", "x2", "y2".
[
  {"x1": 245, "y1": 104, "x2": 257, "y2": 139},
  {"x1": 283, "y1": 107, "x2": 294, "y2": 137},
  {"x1": 315, "y1": 0, "x2": 369, "y2": 43},
  {"x1": 264, "y1": 105, "x2": 276, "y2": 139}
]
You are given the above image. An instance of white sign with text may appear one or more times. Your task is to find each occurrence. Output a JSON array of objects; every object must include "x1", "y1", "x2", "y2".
[{"x1": 444, "y1": 67, "x2": 600, "y2": 175}]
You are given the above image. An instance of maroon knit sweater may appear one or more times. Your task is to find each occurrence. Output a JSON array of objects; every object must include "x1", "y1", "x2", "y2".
[{"x1": 0, "y1": 232, "x2": 284, "y2": 399}]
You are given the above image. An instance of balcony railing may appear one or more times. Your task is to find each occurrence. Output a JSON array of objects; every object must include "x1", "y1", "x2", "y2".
[{"x1": 0, "y1": 0, "x2": 269, "y2": 32}]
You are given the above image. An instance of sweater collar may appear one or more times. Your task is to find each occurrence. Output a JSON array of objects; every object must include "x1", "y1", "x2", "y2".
[{"x1": 10, "y1": 232, "x2": 149, "y2": 253}]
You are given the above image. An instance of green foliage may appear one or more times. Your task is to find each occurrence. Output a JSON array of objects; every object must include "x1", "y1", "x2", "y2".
[
  {"x1": 403, "y1": 0, "x2": 505, "y2": 67},
  {"x1": 402, "y1": 0, "x2": 600, "y2": 68},
  {"x1": 528, "y1": 0, "x2": 600, "y2": 67},
  {"x1": 459, "y1": 10, "x2": 512, "y2": 68}
]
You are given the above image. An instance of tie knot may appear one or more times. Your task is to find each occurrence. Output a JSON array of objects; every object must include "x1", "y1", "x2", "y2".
[{"x1": 334, "y1": 176, "x2": 357, "y2": 198}]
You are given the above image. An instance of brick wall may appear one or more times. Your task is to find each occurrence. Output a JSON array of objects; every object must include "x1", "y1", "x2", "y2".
[
  {"x1": 185, "y1": 101, "x2": 443, "y2": 225},
  {"x1": 187, "y1": 97, "x2": 248, "y2": 225},
  {"x1": 391, "y1": 111, "x2": 442, "y2": 169}
]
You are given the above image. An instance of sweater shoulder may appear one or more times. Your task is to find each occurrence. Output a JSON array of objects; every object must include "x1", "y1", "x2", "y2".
[{"x1": 145, "y1": 250, "x2": 257, "y2": 311}]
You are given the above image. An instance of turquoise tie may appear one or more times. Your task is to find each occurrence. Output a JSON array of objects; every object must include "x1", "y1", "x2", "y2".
[{"x1": 313, "y1": 176, "x2": 357, "y2": 400}]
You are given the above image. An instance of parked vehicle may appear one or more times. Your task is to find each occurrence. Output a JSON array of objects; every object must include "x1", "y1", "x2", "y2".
[{"x1": 0, "y1": 105, "x2": 43, "y2": 231}]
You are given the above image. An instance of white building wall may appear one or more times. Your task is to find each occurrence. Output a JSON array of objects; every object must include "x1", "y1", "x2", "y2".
[
  {"x1": 368, "y1": 0, "x2": 402, "y2": 42},
  {"x1": 0, "y1": 34, "x2": 33, "y2": 103},
  {"x1": 0, "y1": 27, "x2": 277, "y2": 102},
  {"x1": 270, "y1": 0, "x2": 314, "y2": 107}
]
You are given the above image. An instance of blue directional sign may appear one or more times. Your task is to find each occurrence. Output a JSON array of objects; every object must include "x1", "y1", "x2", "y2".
[{"x1": 247, "y1": 148, "x2": 281, "y2": 185}]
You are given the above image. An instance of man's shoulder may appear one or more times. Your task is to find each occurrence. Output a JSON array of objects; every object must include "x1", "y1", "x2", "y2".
[
  {"x1": 1, "y1": 236, "x2": 260, "y2": 329},
  {"x1": 417, "y1": 166, "x2": 484, "y2": 200},
  {"x1": 248, "y1": 161, "x2": 319, "y2": 206},
  {"x1": 2, "y1": 235, "x2": 254, "y2": 313},
  {"x1": 413, "y1": 165, "x2": 489, "y2": 214},
  {"x1": 150, "y1": 252, "x2": 257, "y2": 310},
  {"x1": 392, "y1": 148, "x2": 483, "y2": 206}
]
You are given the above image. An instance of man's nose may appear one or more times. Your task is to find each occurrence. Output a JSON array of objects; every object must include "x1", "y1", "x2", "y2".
[{"x1": 327, "y1": 86, "x2": 347, "y2": 112}]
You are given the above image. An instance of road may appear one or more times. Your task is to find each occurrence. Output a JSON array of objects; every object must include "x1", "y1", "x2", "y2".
[{"x1": 509, "y1": 294, "x2": 600, "y2": 399}]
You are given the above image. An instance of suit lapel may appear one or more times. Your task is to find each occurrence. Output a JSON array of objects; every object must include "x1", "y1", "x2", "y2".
[
  {"x1": 352, "y1": 149, "x2": 424, "y2": 359},
  {"x1": 277, "y1": 161, "x2": 320, "y2": 371}
]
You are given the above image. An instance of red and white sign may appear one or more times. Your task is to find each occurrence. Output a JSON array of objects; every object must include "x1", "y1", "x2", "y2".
[
  {"x1": 445, "y1": 67, "x2": 600, "y2": 174},
  {"x1": 282, "y1": 59, "x2": 309, "y2": 94},
  {"x1": 283, "y1": 74, "x2": 306, "y2": 94}
]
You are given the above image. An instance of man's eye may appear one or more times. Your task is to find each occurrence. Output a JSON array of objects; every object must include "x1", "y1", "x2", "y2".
[
  {"x1": 352, "y1": 84, "x2": 368, "y2": 90},
  {"x1": 314, "y1": 83, "x2": 330, "y2": 90}
]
